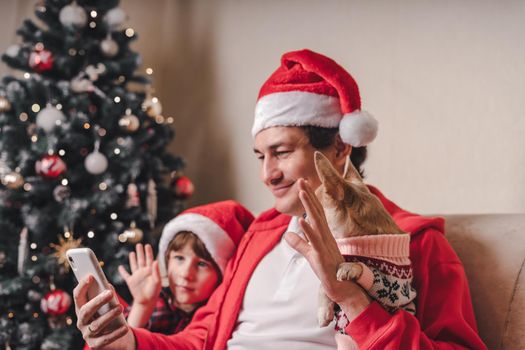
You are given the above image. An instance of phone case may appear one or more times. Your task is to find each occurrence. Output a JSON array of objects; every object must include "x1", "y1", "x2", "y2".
[{"x1": 66, "y1": 248, "x2": 125, "y2": 330}]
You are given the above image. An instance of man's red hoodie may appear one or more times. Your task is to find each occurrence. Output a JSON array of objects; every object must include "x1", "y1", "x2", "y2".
[{"x1": 130, "y1": 186, "x2": 487, "y2": 349}]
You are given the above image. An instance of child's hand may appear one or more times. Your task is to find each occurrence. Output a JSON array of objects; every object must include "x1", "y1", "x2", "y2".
[{"x1": 118, "y1": 243, "x2": 162, "y2": 307}]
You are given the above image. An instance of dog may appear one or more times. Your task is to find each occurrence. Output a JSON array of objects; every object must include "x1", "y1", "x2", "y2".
[{"x1": 313, "y1": 151, "x2": 415, "y2": 333}]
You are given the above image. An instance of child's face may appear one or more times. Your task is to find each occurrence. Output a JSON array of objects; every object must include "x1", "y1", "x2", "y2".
[{"x1": 166, "y1": 243, "x2": 219, "y2": 311}]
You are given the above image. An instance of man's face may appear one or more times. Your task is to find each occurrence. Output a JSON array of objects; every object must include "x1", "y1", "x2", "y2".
[{"x1": 254, "y1": 126, "x2": 335, "y2": 216}]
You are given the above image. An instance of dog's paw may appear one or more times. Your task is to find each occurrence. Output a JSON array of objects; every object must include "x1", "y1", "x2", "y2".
[
  {"x1": 336, "y1": 262, "x2": 363, "y2": 282},
  {"x1": 318, "y1": 306, "x2": 334, "y2": 328}
]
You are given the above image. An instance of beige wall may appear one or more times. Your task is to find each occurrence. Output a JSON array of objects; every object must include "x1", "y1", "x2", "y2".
[{"x1": 2, "y1": 0, "x2": 524, "y2": 216}]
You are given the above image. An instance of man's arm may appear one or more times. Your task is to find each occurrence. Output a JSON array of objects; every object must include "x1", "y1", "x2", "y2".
[
  {"x1": 285, "y1": 180, "x2": 487, "y2": 349},
  {"x1": 345, "y1": 251, "x2": 487, "y2": 349}
]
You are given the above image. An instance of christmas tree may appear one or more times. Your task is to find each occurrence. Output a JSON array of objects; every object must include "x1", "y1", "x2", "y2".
[{"x1": 0, "y1": 1, "x2": 193, "y2": 348}]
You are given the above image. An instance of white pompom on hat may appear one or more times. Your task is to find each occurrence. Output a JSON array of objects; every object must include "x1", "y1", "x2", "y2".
[
  {"x1": 252, "y1": 49, "x2": 378, "y2": 147},
  {"x1": 158, "y1": 200, "x2": 254, "y2": 283}
]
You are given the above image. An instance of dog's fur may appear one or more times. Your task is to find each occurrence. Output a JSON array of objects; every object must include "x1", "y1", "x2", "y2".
[{"x1": 313, "y1": 151, "x2": 407, "y2": 327}]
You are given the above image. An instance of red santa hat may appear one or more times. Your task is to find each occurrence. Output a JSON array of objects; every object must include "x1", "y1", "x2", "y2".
[
  {"x1": 252, "y1": 49, "x2": 378, "y2": 147},
  {"x1": 158, "y1": 200, "x2": 254, "y2": 279}
]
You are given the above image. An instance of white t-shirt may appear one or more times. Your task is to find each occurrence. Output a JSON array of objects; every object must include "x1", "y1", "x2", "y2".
[{"x1": 227, "y1": 217, "x2": 337, "y2": 349}]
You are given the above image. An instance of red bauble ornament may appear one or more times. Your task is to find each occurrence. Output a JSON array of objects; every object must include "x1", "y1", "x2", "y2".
[
  {"x1": 35, "y1": 155, "x2": 67, "y2": 178},
  {"x1": 40, "y1": 289, "x2": 72, "y2": 316},
  {"x1": 173, "y1": 175, "x2": 194, "y2": 199},
  {"x1": 29, "y1": 49, "x2": 54, "y2": 73}
]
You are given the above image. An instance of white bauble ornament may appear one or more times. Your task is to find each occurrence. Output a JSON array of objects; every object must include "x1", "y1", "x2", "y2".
[
  {"x1": 36, "y1": 105, "x2": 66, "y2": 132},
  {"x1": 59, "y1": 2, "x2": 87, "y2": 28},
  {"x1": 5, "y1": 45, "x2": 20, "y2": 58},
  {"x1": 105, "y1": 8, "x2": 127, "y2": 29},
  {"x1": 84, "y1": 151, "x2": 108, "y2": 174},
  {"x1": 100, "y1": 37, "x2": 119, "y2": 57}
]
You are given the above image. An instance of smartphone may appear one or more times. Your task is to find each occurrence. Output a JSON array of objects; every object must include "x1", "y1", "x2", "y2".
[{"x1": 66, "y1": 248, "x2": 126, "y2": 330}]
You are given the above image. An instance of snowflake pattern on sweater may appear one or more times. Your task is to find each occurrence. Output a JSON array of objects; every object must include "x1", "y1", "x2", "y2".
[{"x1": 334, "y1": 254, "x2": 417, "y2": 334}]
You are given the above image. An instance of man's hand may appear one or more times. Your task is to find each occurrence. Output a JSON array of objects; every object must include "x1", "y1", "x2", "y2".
[
  {"x1": 284, "y1": 178, "x2": 371, "y2": 321},
  {"x1": 73, "y1": 275, "x2": 136, "y2": 349}
]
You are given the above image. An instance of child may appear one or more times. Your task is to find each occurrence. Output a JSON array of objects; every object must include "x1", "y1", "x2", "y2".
[{"x1": 118, "y1": 200, "x2": 254, "y2": 334}]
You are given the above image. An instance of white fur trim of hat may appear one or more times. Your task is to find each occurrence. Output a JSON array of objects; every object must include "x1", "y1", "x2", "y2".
[
  {"x1": 253, "y1": 90, "x2": 378, "y2": 147},
  {"x1": 158, "y1": 213, "x2": 235, "y2": 286}
]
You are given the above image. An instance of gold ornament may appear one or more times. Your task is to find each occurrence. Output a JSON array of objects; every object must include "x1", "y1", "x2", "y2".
[
  {"x1": 50, "y1": 235, "x2": 83, "y2": 271},
  {"x1": 1, "y1": 172, "x2": 24, "y2": 189},
  {"x1": 0, "y1": 96, "x2": 12, "y2": 112},
  {"x1": 142, "y1": 95, "x2": 162, "y2": 118},
  {"x1": 118, "y1": 114, "x2": 140, "y2": 132},
  {"x1": 118, "y1": 221, "x2": 143, "y2": 244}
]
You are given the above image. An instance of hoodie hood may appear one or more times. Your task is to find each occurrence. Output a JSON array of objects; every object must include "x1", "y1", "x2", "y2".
[{"x1": 367, "y1": 185, "x2": 445, "y2": 236}]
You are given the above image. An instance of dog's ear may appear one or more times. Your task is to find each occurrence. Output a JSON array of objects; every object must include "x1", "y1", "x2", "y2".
[
  {"x1": 343, "y1": 158, "x2": 364, "y2": 184},
  {"x1": 314, "y1": 151, "x2": 344, "y2": 201}
]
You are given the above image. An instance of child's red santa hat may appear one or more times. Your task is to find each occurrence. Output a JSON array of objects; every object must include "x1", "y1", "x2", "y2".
[
  {"x1": 252, "y1": 49, "x2": 378, "y2": 147},
  {"x1": 158, "y1": 200, "x2": 254, "y2": 279}
]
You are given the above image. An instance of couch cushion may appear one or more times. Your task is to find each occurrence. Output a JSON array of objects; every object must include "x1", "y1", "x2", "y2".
[{"x1": 444, "y1": 214, "x2": 525, "y2": 350}]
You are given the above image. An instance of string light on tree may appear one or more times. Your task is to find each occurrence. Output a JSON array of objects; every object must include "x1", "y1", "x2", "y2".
[
  {"x1": 19, "y1": 112, "x2": 29, "y2": 122},
  {"x1": 125, "y1": 28, "x2": 135, "y2": 37}
]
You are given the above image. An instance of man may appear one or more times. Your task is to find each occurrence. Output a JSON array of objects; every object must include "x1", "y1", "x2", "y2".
[{"x1": 74, "y1": 49, "x2": 487, "y2": 349}]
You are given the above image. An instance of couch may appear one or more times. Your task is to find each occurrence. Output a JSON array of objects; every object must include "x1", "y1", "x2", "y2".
[{"x1": 444, "y1": 214, "x2": 525, "y2": 350}]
